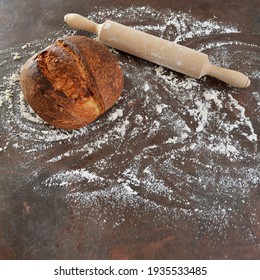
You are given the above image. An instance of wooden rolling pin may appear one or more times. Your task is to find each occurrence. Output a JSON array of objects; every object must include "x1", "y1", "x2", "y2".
[{"x1": 64, "y1": 13, "x2": 250, "y2": 88}]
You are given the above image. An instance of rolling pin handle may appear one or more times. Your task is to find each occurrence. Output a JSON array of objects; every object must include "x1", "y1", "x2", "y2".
[
  {"x1": 203, "y1": 62, "x2": 251, "y2": 88},
  {"x1": 64, "y1": 13, "x2": 101, "y2": 35}
]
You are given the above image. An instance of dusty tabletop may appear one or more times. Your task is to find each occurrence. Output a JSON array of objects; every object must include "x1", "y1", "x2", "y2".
[{"x1": 0, "y1": 3, "x2": 259, "y2": 259}]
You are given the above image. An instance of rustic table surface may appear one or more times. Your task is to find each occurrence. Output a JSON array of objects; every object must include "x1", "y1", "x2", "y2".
[{"x1": 0, "y1": 0, "x2": 259, "y2": 259}]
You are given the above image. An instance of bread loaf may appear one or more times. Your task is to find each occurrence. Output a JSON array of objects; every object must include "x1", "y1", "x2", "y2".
[{"x1": 20, "y1": 36, "x2": 124, "y2": 129}]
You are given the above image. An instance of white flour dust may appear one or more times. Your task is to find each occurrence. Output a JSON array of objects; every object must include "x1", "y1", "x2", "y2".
[{"x1": 0, "y1": 6, "x2": 259, "y2": 241}]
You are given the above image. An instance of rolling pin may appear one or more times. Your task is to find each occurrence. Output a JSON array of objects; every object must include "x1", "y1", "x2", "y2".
[{"x1": 64, "y1": 13, "x2": 250, "y2": 88}]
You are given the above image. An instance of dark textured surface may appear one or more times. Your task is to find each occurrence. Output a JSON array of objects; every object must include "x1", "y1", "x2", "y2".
[{"x1": 0, "y1": 0, "x2": 259, "y2": 259}]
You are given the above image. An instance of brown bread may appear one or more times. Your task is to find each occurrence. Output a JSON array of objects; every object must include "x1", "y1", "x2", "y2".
[{"x1": 20, "y1": 35, "x2": 124, "y2": 129}]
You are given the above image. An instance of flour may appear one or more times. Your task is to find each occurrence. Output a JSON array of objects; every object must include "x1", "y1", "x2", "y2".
[
  {"x1": 143, "y1": 82, "x2": 150, "y2": 92},
  {"x1": 107, "y1": 108, "x2": 124, "y2": 121},
  {"x1": 155, "y1": 103, "x2": 167, "y2": 114},
  {"x1": 0, "y1": 6, "x2": 259, "y2": 242},
  {"x1": 12, "y1": 52, "x2": 21, "y2": 60}
]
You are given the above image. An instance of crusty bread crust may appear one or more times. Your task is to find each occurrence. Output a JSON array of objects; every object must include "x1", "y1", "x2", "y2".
[{"x1": 20, "y1": 36, "x2": 124, "y2": 129}]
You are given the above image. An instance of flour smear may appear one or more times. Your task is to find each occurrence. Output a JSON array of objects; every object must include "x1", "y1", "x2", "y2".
[{"x1": 0, "y1": 6, "x2": 259, "y2": 243}]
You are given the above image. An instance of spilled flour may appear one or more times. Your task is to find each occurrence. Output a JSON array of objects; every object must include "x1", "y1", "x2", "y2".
[{"x1": 0, "y1": 6, "x2": 260, "y2": 247}]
